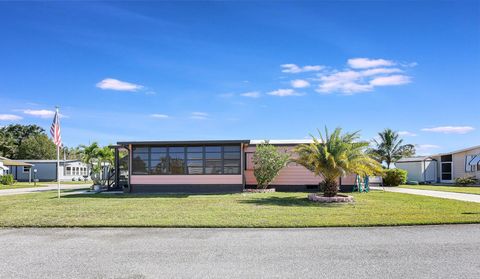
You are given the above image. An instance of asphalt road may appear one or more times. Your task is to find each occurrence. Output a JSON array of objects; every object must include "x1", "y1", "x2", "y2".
[{"x1": 1, "y1": 225, "x2": 479, "y2": 279}]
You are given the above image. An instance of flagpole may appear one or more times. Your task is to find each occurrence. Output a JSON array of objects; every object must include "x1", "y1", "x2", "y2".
[{"x1": 56, "y1": 107, "x2": 60, "y2": 199}]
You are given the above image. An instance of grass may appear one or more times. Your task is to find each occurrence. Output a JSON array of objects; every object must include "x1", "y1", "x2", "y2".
[
  {"x1": 0, "y1": 191, "x2": 479, "y2": 227},
  {"x1": 399, "y1": 185, "x2": 480, "y2": 195}
]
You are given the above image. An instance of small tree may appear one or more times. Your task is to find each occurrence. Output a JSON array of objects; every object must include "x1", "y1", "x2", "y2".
[{"x1": 253, "y1": 141, "x2": 290, "y2": 189}]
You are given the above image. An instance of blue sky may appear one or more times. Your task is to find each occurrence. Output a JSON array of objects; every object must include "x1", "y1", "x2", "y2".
[{"x1": 0, "y1": 1, "x2": 478, "y2": 155}]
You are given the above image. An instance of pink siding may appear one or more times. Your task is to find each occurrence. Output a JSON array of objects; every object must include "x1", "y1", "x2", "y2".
[
  {"x1": 245, "y1": 145, "x2": 323, "y2": 185},
  {"x1": 131, "y1": 175, "x2": 242, "y2": 185}
]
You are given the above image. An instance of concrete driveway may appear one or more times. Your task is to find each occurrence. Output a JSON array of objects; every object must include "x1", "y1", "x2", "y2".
[
  {"x1": 1, "y1": 225, "x2": 479, "y2": 278},
  {"x1": 371, "y1": 186, "x2": 480, "y2": 203}
]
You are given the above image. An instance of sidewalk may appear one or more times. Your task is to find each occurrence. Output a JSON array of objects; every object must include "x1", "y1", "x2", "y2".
[
  {"x1": 0, "y1": 184, "x2": 91, "y2": 196},
  {"x1": 371, "y1": 186, "x2": 480, "y2": 203}
]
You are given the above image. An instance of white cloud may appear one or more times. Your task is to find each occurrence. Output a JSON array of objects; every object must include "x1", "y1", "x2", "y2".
[
  {"x1": 291, "y1": 79, "x2": 310, "y2": 88},
  {"x1": 421, "y1": 126, "x2": 475, "y2": 134},
  {"x1": 267, "y1": 89, "x2": 304, "y2": 97},
  {"x1": 281, "y1": 64, "x2": 324, "y2": 73},
  {"x1": 23, "y1": 109, "x2": 56, "y2": 118},
  {"x1": 150, "y1": 114, "x2": 169, "y2": 119},
  {"x1": 360, "y1": 68, "x2": 403, "y2": 76},
  {"x1": 96, "y1": 78, "x2": 143, "y2": 91},
  {"x1": 190, "y1": 112, "x2": 209, "y2": 120},
  {"x1": 240, "y1": 91, "x2": 261, "y2": 98},
  {"x1": 370, "y1": 75, "x2": 411, "y2": 86},
  {"x1": 398, "y1": 131, "x2": 417, "y2": 137},
  {"x1": 348, "y1": 58, "x2": 395, "y2": 69},
  {"x1": 316, "y1": 70, "x2": 373, "y2": 94},
  {"x1": 0, "y1": 114, "x2": 22, "y2": 121}
]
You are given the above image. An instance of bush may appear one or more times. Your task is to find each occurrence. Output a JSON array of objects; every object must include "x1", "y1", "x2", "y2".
[
  {"x1": 1, "y1": 174, "x2": 15, "y2": 185},
  {"x1": 407, "y1": 181, "x2": 419, "y2": 185},
  {"x1": 253, "y1": 141, "x2": 290, "y2": 189},
  {"x1": 455, "y1": 176, "x2": 478, "y2": 186},
  {"x1": 383, "y1": 169, "x2": 407, "y2": 186}
]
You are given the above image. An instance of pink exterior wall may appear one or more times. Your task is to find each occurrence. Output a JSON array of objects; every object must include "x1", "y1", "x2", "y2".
[
  {"x1": 244, "y1": 145, "x2": 324, "y2": 185},
  {"x1": 131, "y1": 175, "x2": 243, "y2": 185}
]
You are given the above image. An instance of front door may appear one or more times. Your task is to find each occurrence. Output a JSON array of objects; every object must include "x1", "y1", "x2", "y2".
[{"x1": 441, "y1": 154, "x2": 453, "y2": 183}]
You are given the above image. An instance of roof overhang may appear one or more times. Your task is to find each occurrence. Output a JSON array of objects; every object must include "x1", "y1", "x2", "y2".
[{"x1": 117, "y1": 140, "x2": 250, "y2": 146}]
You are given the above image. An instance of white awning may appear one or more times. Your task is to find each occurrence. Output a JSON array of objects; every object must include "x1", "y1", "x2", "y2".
[
  {"x1": 468, "y1": 155, "x2": 480, "y2": 166},
  {"x1": 0, "y1": 165, "x2": 9, "y2": 171}
]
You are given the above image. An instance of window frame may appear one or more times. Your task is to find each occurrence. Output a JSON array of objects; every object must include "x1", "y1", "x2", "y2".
[{"x1": 131, "y1": 144, "x2": 241, "y2": 175}]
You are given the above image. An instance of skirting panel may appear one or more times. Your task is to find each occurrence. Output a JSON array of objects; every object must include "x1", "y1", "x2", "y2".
[{"x1": 131, "y1": 184, "x2": 244, "y2": 193}]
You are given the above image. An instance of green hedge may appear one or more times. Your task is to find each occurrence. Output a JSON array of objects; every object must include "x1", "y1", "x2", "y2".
[
  {"x1": 0, "y1": 174, "x2": 15, "y2": 186},
  {"x1": 383, "y1": 169, "x2": 407, "y2": 186}
]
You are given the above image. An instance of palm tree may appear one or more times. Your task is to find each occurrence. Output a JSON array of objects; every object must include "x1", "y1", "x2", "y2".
[
  {"x1": 294, "y1": 127, "x2": 383, "y2": 197},
  {"x1": 370, "y1": 129, "x2": 415, "y2": 169},
  {"x1": 80, "y1": 142, "x2": 100, "y2": 175}
]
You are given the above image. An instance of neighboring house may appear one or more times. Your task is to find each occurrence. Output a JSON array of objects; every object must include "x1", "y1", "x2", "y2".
[
  {"x1": 395, "y1": 156, "x2": 438, "y2": 183},
  {"x1": 10, "y1": 159, "x2": 90, "y2": 182},
  {"x1": 0, "y1": 156, "x2": 33, "y2": 178},
  {"x1": 110, "y1": 139, "x2": 357, "y2": 193},
  {"x1": 431, "y1": 145, "x2": 480, "y2": 183}
]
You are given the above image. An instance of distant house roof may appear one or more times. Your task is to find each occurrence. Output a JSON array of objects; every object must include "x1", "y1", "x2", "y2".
[
  {"x1": 0, "y1": 156, "x2": 33, "y2": 167},
  {"x1": 17, "y1": 159, "x2": 81, "y2": 163},
  {"x1": 396, "y1": 156, "x2": 436, "y2": 163}
]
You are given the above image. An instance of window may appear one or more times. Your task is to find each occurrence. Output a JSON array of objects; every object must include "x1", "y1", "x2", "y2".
[
  {"x1": 23, "y1": 166, "x2": 31, "y2": 173},
  {"x1": 205, "y1": 146, "x2": 222, "y2": 174},
  {"x1": 131, "y1": 144, "x2": 242, "y2": 175},
  {"x1": 187, "y1": 146, "x2": 203, "y2": 174},
  {"x1": 132, "y1": 147, "x2": 149, "y2": 175},
  {"x1": 65, "y1": 166, "x2": 71, "y2": 176}
]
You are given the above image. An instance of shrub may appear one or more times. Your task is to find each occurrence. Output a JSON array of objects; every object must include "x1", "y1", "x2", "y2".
[
  {"x1": 253, "y1": 141, "x2": 290, "y2": 189},
  {"x1": 1, "y1": 174, "x2": 15, "y2": 185},
  {"x1": 407, "y1": 181, "x2": 419, "y2": 185},
  {"x1": 383, "y1": 169, "x2": 407, "y2": 186},
  {"x1": 455, "y1": 176, "x2": 478, "y2": 186}
]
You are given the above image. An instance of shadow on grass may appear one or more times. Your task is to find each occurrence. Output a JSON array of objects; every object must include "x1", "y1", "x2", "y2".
[
  {"x1": 59, "y1": 192, "x2": 239, "y2": 199},
  {"x1": 239, "y1": 196, "x2": 346, "y2": 207},
  {"x1": 462, "y1": 212, "x2": 480, "y2": 215}
]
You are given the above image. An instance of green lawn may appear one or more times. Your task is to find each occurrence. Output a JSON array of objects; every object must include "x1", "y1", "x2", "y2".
[
  {"x1": 0, "y1": 191, "x2": 479, "y2": 227},
  {"x1": 399, "y1": 185, "x2": 480, "y2": 195}
]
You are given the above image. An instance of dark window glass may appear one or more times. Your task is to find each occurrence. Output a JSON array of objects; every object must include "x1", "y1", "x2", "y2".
[
  {"x1": 205, "y1": 152, "x2": 221, "y2": 159},
  {"x1": 224, "y1": 152, "x2": 240, "y2": 160},
  {"x1": 441, "y1": 155, "x2": 453, "y2": 162},
  {"x1": 169, "y1": 147, "x2": 185, "y2": 153},
  {"x1": 187, "y1": 160, "x2": 203, "y2": 167},
  {"x1": 151, "y1": 147, "x2": 167, "y2": 153},
  {"x1": 187, "y1": 146, "x2": 203, "y2": 152},
  {"x1": 187, "y1": 153, "x2": 203, "y2": 160},
  {"x1": 132, "y1": 155, "x2": 148, "y2": 174},
  {"x1": 169, "y1": 152, "x2": 185, "y2": 159},
  {"x1": 224, "y1": 166, "x2": 240, "y2": 174},
  {"x1": 150, "y1": 152, "x2": 167, "y2": 161},
  {"x1": 150, "y1": 159, "x2": 169, "y2": 175},
  {"x1": 224, "y1": 160, "x2": 240, "y2": 167},
  {"x1": 205, "y1": 159, "x2": 222, "y2": 174},
  {"x1": 170, "y1": 158, "x2": 185, "y2": 174},
  {"x1": 224, "y1": 146, "x2": 240, "y2": 152},
  {"x1": 441, "y1": 163, "x2": 452, "y2": 172},
  {"x1": 133, "y1": 147, "x2": 148, "y2": 153},
  {"x1": 205, "y1": 146, "x2": 221, "y2": 152}
]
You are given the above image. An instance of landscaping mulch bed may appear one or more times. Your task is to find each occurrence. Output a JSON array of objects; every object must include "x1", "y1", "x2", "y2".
[{"x1": 243, "y1": 188, "x2": 276, "y2": 193}]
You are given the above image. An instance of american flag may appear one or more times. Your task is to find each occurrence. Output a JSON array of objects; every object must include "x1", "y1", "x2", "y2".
[{"x1": 50, "y1": 109, "x2": 62, "y2": 147}]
